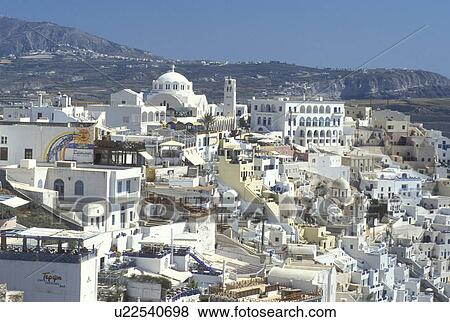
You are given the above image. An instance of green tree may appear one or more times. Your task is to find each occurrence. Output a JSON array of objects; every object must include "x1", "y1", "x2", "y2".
[{"x1": 200, "y1": 112, "x2": 216, "y2": 132}]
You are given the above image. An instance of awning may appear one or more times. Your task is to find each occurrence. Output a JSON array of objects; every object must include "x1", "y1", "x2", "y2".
[
  {"x1": 139, "y1": 151, "x2": 154, "y2": 160},
  {"x1": 17, "y1": 227, "x2": 99, "y2": 240},
  {"x1": 160, "y1": 269, "x2": 192, "y2": 283},
  {"x1": 0, "y1": 195, "x2": 29, "y2": 208},
  {"x1": 184, "y1": 150, "x2": 205, "y2": 166},
  {"x1": 160, "y1": 140, "x2": 185, "y2": 147}
]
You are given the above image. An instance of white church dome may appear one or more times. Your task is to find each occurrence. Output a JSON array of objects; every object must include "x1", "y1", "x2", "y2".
[
  {"x1": 157, "y1": 70, "x2": 190, "y2": 84},
  {"x1": 152, "y1": 65, "x2": 193, "y2": 93}
]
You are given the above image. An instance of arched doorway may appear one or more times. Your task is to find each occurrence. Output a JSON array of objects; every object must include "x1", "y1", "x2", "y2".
[{"x1": 54, "y1": 179, "x2": 65, "y2": 200}]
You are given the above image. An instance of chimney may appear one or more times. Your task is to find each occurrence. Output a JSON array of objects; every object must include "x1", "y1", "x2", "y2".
[{"x1": 38, "y1": 94, "x2": 43, "y2": 107}]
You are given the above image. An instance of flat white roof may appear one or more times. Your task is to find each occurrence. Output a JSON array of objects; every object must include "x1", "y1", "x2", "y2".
[
  {"x1": 160, "y1": 140, "x2": 185, "y2": 147},
  {"x1": 139, "y1": 151, "x2": 154, "y2": 160},
  {"x1": 0, "y1": 195, "x2": 29, "y2": 208},
  {"x1": 17, "y1": 227, "x2": 99, "y2": 240}
]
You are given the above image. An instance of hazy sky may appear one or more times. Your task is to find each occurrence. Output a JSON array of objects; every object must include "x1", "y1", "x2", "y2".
[{"x1": 2, "y1": 0, "x2": 450, "y2": 76}]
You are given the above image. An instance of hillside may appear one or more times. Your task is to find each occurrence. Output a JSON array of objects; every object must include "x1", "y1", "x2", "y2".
[
  {"x1": 0, "y1": 16, "x2": 154, "y2": 58},
  {"x1": 1, "y1": 16, "x2": 450, "y2": 101}
]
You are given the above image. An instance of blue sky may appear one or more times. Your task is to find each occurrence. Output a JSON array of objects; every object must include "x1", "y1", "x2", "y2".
[{"x1": 2, "y1": 0, "x2": 450, "y2": 76}]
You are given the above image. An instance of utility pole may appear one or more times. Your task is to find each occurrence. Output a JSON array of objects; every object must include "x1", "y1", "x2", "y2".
[
  {"x1": 261, "y1": 218, "x2": 265, "y2": 253},
  {"x1": 289, "y1": 109, "x2": 293, "y2": 146},
  {"x1": 260, "y1": 207, "x2": 268, "y2": 253}
]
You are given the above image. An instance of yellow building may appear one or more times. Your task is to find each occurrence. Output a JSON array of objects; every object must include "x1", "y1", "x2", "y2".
[{"x1": 301, "y1": 226, "x2": 336, "y2": 250}]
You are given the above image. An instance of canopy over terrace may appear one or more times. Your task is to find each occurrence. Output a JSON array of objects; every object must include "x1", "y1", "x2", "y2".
[
  {"x1": 183, "y1": 149, "x2": 205, "y2": 166},
  {"x1": 0, "y1": 228, "x2": 100, "y2": 263},
  {"x1": 16, "y1": 227, "x2": 99, "y2": 241}
]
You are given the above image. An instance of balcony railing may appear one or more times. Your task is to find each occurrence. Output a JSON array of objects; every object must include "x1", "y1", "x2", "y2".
[
  {"x1": 123, "y1": 249, "x2": 171, "y2": 259},
  {"x1": 0, "y1": 246, "x2": 97, "y2": 263}
]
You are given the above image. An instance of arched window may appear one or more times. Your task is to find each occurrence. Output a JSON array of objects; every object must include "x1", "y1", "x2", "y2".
[
  {"x1": 257, "y1": 117, "x2": 261, "y2": 125},
  {"x1": 54, "y1": 179, "x2": 64, "y2": 200},
  {"x1": 313, "y1": 105, "x2": 318, "y2": 113},
  {"x1": 319, "y1": 117, "x2": 324, "y2": 126},
  {"x1": 325, "y1": 105, "x2": 331, "y2": 113},
  {"x1": 74, "y1": 180, "x2": 84, "y2": 196},
  {"x1": 314, "y1": 130, "x2": 319, "y2": 137},
  {"x1": 299, "y1": 117, "x2": 305, "y2": 126},
  {"x1": 313, "y1": 117, "x2": 318, "y2": 126},
  {"x1": 142, "y1": 112, "x2": 148, "y2": 122},
  {"x1": 149, "y1": 112, "x2": 154, "y2": 121},
  {"x1": 300, "y1": 105, "x2": 305, "y2": 113},
  {"x1": 307, "y1": 130, "x2": 312, "y2": 137},
  {"x1": 306, "y1": 117, "x2": 311, "y2": 126},
  {"x1": 307, "y1": 105, "x2": 312, "y2": 113},
  {"x1": 319, "y1": 105, "x2": 324, "y2": 113},
  {"x1": 325, "y1": 117, "x2": 331, "y2": 126},
  {"x1": 37, "y1": 179, "x2": 43, "y2": 188}
]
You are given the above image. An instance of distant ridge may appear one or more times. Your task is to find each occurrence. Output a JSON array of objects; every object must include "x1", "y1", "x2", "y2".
[
  {"x1": 1, "y1": 16, "x2": 450, "y2": 100},
  {"x1": 0, "y1": 16, "x2": 155, "y2": 58}
]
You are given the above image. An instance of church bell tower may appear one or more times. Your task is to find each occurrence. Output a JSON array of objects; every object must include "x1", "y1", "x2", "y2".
[{"x1": 223, "y1": 77, "x2": 236, "y2": 118}]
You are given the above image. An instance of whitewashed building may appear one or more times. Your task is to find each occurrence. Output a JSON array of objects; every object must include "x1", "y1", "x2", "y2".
[
  {"x1": 85, "y1": 89, "x2": 166, "y2": 134},
  {"x1": 6, "y1": 160, "x2": 142, "y2": 232},
  {"x1": 360, "y1": 168, "x2": 424, "y2": 205},
  {"x1": 147, "y1": 65, "x2": 209, "y2": 117},
  {"x1": 0, "y1": 228, "x2": 99, "y2": 302},
  {"x1": 249, "y1": 97, "x2": 345, "y2": 147}
]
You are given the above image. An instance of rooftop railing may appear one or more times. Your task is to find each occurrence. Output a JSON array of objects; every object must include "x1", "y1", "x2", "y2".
[{"x1": 0, "y1": 246, "x2": 97, "y2": 263}]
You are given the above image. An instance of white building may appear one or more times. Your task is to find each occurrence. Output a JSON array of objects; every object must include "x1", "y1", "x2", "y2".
[
  {"x1": 6, "y1": 160, "x2": 142, "y2": 232},
  {"x1": 425, "y1": 129, "x2": 450, "y2": 165},
  {"x1": 1, "y1": 93, "x2": 90, "y2": 124},
  {"x1": 85, "y1": 89, "x2": 166, "y2": 135},
  {"x1": 249, "y1": 97, "x2": 345, "y2": 147},
  {"x1": 297, "y1": 152, "x2": 350, "y2": 181},
  {"x1": 253, "y1": 155, "x2": 280, "y2": 187},
  {"x1": 147, "y1": 65, "x2": 209, "y2": 117},
  {"x1": 0, "y1": 228, "x2": 99, "y2": 302},
  {"x1": 0, "y1": 122, "x2": 97, "y2": 165},
  {"x1": 360, "y1": 168, "x2": 424, "y2": 205},
  {"x1": 268, "y1": 263, "x2": 336, "y2": 302}
]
